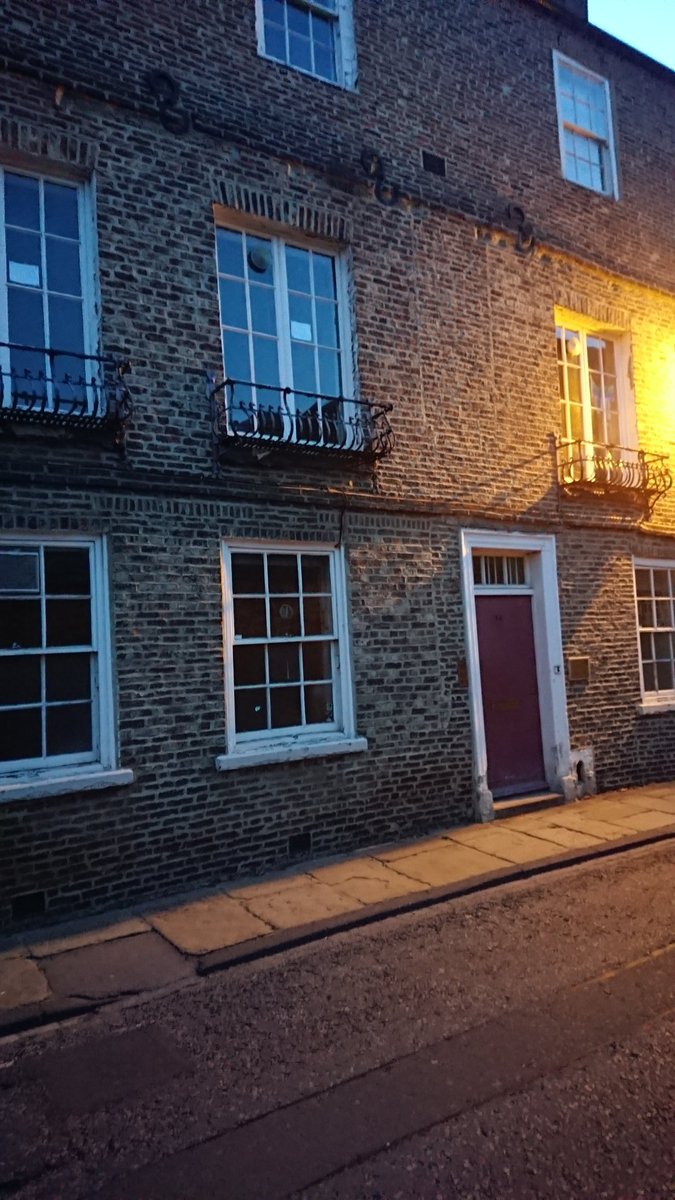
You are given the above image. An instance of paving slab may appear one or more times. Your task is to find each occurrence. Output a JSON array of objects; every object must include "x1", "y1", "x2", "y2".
[
  {"x1": 148, "y1": 895, "x2": 272, "y2": 955},
  {"x1": 42, "y1": 931, "x2": 193, "y2": 1001},
  {"x1": 375, "y1": 836, "x2": 453, "y2": 863},
  {"x1": 30, "y1": 917, "x2": 149, "y2": 958},
  {"x1": 545, "y1": 812, "x2": 630, "y2": 840},
  {"x1": 598, "y1": 809, "x2": 675, "y2": 833},
  {"x1": 385, "y1": 843, "x2": 509, "y2": 887},
  {"x1": 585, "y1": 799, "x2": 659, "y2": 821},
  {"x1": 240, "y1": 878, "x2": 363, "y2": 929},
  {"x1": 0, "y1": 956, "x2": 49, "y2": 1009},
  {"x1": 310, "y1": 857, "x2": 429, "y2": 904},
  {"x1": 448, "y1": 826, "x2": 568, "y2": 864},
  {"x1": 634, "y1": 793, "x2": 675, "y2": 814},
  {"x1": 504, "y1": 822, "x2": 604, "y2": 850},
  {"x1": 228, "y1": 873, "x2": 315, "y2": 900}
]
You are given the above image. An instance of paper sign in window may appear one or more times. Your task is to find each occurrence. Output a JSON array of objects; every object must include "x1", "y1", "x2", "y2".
[
  {"x1": 9, "y1": 261, "x2": 40, "y2": 287},
  {"x1": 291, "y1": 321, "x2": 313, "y2": 342}
]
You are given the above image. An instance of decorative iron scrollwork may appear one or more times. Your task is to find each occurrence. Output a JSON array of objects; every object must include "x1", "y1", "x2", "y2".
[
  {"x1": 506, "y1": 203, "x2": 536, "y2": 255},
  {"x1": 145, "y1": 70, "x2": 190, "y2": 134},
  {"x1": 360, "y1": 149, "x2": 402, "y2": 208},
  {"x1": 0, "y1": 343, "x2": 133, "y2": 453},
  {"x1": 557, "y1": 438, "x2": 672, "y2": 512},
  {"x1": 209, "y1": 376, "x2": 393, "y2": 465}
]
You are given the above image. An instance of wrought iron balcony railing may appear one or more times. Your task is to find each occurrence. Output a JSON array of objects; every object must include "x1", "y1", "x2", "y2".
[
  {"x1": 557, "y1": 439, "x2": 672, "y2": 510},
  {"x1": 0, "y1": 342, "x2": 132, "y2": 451},
  {"x1": 210, "y1": 377, "x2": 393, "y2": 463}
]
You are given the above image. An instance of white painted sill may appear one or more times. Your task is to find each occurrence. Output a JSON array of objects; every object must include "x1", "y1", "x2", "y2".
[
  {"x1": 637, "y1": 701, "x2": 675, "y2": 716},
  {"x1": 215, "y1": 736, "x2": 368, "y2": 772},
  {"x1": 0, "y1": 768, "x2": 135, "y2": 804}
]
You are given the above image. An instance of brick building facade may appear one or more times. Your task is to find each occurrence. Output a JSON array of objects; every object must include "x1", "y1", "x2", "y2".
[{"x1": 1, "y1": 0, "x2": 674, "y2": 930}]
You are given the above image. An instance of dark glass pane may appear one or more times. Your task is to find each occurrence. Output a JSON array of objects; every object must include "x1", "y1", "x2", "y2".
[
  {"x1": 235, "y1": 687, "x2": 268, "y2": 732},
  {"x1": 233, "y1": 644, "x2": 266, "y2": 687},
  {"x1": 0, "y1": 600, "x2": 41, "y2": 649},
  {"x1": 253, "y1": 336, "x2": 280, "y2": 388},
  {"x1": 269, "y1": 642, "x2": 300, "y2": 683},
  {"x1": 52, "y1": 353, "x2": 88, "y2": 404},
  {"x1": 8, "y1": 286, "x2": 45, "y2": 347},
  {"x1": 246, "y1": 236, "x2": 273, "y2": 281},
  {"x1": 0, "y1": 655, "x2": 41, "y2": 705},
  {"x1": 8, "y1": 346, "x2": 47, "y2": 402},
  {"x1": 656, "y1": 660, "x2": 674, "y2": 691},
  {"x1": 653, "y1": 570, "x2": 670, "y2": 598},
  {"x1": 268, "y1": 553, "x2": 298, "y2": 594},
  {"x1": 639, "y1": 632, "x2": 652, "y2": 662},
  {"x1": 315, "y1": 300, "x2": 338, "y2": 348},
  {"x1": 5, "y1": 174, "x2": 40, "y2": 230},
  {"x1": 216, "y1": 228, "x2": 244, "y2": 278},
  {"x1": 233, "y1": 597, "x2": 267, "y2": 639},
  {"x1": 642, "y1": 662, "x2": 656, "y2": 692},
  {"x1": 270, "y1": 596, "x2": 301, "y2": 638},
  {"x1": 218, "y1": 277, "x2": 248, "y2": 331},
  {"x1": 46, "y1": 237, "x2": 81, "y2": 296},
  {"x1": 637, "y1": 599, "x2": 653, "y2": 628},
  {"x1": 46, "y1": 701, "x2": 92, "y2": 755},
  {"x1": 231, "y1": 554, "x2": 265, "y2": 594},
  {"x1": 653, "y1": 631, "x2": 671, "y2": 660},
  {"x1": 318, "y1": 349, "x2": 341, "y2": 398},
  {"x1": 45, "y1": 548, "x2": 90, "y2": 595},
  {"x1": 302, "y1": 640, "x2": 332, "y2": 681},
  {"x1": 301, "y1": 554, "x2": 331, "y2": 593},
  {"x1": 44, "y1": 182, "x2": 79, "y2": 239},
  {"x1": 289, "y1": 292, "x2": 314, "y2": 340},
  {"x1": 287, "y1": 3, "x2": 310, "y2": 35},
  {"x1": 46, "y1": 653, "x2": 91, "y2": 701},
  {"x1": 654, "y1": 600, "x2": 672, "y2": 629},
  {"x1": 249, "y1": 284, "x2": 276, "y2": 336},
  {"x1": 289, "y1": 32, "x2": 312, "y2": 70},
  {"x1": 0, "y1": 706, "x2": 41, "y2": 761},
  {"x1": 305, "y1": 682, "x2": 334, "y2": 724},
  {"x1": 48, "y1": 295, "x2": 85, "y2": 354},
  {"x1": 634, "y1": 570, "x2": 652, "y2": 598},
  {"x1": 285, "y1": 247, "x2": 311, "y2": 294},
  {"x1": 303, "y1": 595, "x2": 333, "y2": 636},
  {"x1": 222, "y1": 330, "x2": 251, "y2": 382},
  {"x1": 291, "y1": 342, "x2": 317, "y2": 394},
  {"x1": 0, "y1": 549, "x2": 39, "y2": 593},
  {"x1": 270, "y1": 686, "x2": 301, "y2": 728},
  {"x1": 312, "y1": 254, "x2": 336, "y2": 300},
  {"x1": 313, "y1": 42, "x2": 336, "y2": 82},
  {"x1": 263, "y1": 0, "x2": 285, "y2": 22},
  {"x1": 46, "y1": 600, "x2": 91, "y2": 647},
  {"x1": 6, "y1": 229, "x2": 41, "y2": 284},
  {"x1": 264, "y1": 21, "x2": 286, "y2": 60}
]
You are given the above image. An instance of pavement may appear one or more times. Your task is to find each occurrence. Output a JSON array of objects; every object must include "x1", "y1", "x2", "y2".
[{"x1": 2, "y1": 781, "x2": 675, "y2": 1037}]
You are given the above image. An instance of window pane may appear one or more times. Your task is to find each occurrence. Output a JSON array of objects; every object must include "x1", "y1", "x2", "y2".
[
  {"x1": 313, "y1": 41, "x2": 336, "y2": 82},
  {"x1": 45, "y1": 600, "x2": 91, "y2": 647},
  {"x1": 245, "y1": 236, "x2": 273, "y2": 281},
  {"x1": 268, "y1": 554, "x2": 298, "y2": 594},
  {"x1": 263, "y1": 0, "x2": 285, "y2": 19},
  {"x1": 637, "y1": 599, "x2": 654, "y2": 627},
  {"x1": 249, "y1": 284, "x2": 277, "y2": 335},
  {"x1": 270, "y1": 685, "x2": 301, "y2": 728},
  {"x1": 654, "y1": 600, "x2": 672, "y2": 629},
  {"x1": 285, "y1": 247, "x2": 311, "y2": 294},
  {"x1": 231, "y1": 554, "x2": 265, "y2": 594},
  {"x1": 312, "y1": 254, "x2": 336, "y2": 300},
  {"x1": 233, "y1": 597, "x2": 267, "y2": 639},
  {"x1": 653, "y1": 631, "x2": 672, "y2": 660},
  {"x1": 5, "y1": 174, "x2": 40, "y2": 230},
  {"x1": 302, "y1": 640, "x2": 332, "y2": 680},
  {"x1": 639, "y1": 631, "x2": 652, "y2": 662},
  {"x1": 0, "y1": 655, "x2": 41, "y2": 705},
  {"x1": 48, "y1": 295, "x2": 85, "y2": 354},
  {"x1": 219, "y1": 277, "x2": 248, "y2": 330},
  {"x1": 652, "y1": 570, "x2": 670, "y2": 597},
  {"x1": 287, "y1": 2, "x2": 310, "y2": 35},
  {"x1": 46, "y1": 653, "x2": 91, "y2": 701},
  {"x1": 46, "y1": 701, "x2": 92, "y2": 755},
  {"x1": 235, "y1": 687, "x2": 268, "y2": 732},
  {"x1": 222, "y1": 330, "x2": 251, "y2": 381},
  {"x1": 635, "y1": 569, "x2": 652, "y2": 598},
  {"x1": 315, "y1": 300, "x2": 338, "y2": 348},
  {"x1": 216, "y1": 228, "x2": 244, "y2": 278},
  {"x1": 252, "y1": 336, "x2": 280, "y2": 388},
  {"x1": 44, "y1": 182, "x2": 79, "y2": 239},
  {"x1": 292, "y1": 342, "x2": 317, "y2": 394},
  {"x1": 8, "y1": 286, "x2": 45, "y2": 347},
  {"x1": 305, "y1": 682, "x2": 333, "y2": 724},
  {"x1": 318, "y1": 349, "x2": 341, "y2": 398},
  {"x1": 264, "y1": 21, "x2": 286, "y2": 60},
  {"x1": 0, "y1": 549, "x2": 39, "y2": 593},
  {"x1": 303, "y1": 595, "x2": 333, "y2": 635},
  {"x1": 269, "y1": 642, "x2": 300, "y2": 683},
  {"x1": 0, "y1": 600, "x2": 41, "y2": 649},
  {"x1": 44, "y1": 548, "x2": 90, "y2": 595},
  {"x1": 301, "y1": 554, "x2": 331, "y2": 593},
  {"x1": 6, "y1": 228, "x2": 41, "y2": 283},
  {"x1": 0, "y1": 707, "x2": 41, "y2": 761},
  {"x1": 233, "y1": 644, "x2": 266, "y2": 687},
  {"x1": 270, "y1": 596, "x2": 301, "y2": 637},
  {"x1": 288, "y1": 33, "x2": 312, "y2": 70},
  {"x1": 656, "y1": 660, "x2": 674, "y2": 691},
  {"x1": 642, "y1": 662, "x2": 656, "y2": 692},
  {"x1": 46, "y1": 238, "x2": 81, "y2": 296}
]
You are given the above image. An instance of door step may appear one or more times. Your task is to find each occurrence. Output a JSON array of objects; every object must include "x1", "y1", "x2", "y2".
[{"x1": 493, "y1": 791, "x2": 563, "y2": 819}]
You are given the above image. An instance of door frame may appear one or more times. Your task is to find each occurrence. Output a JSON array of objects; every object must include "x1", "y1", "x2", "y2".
[{"x1": 460, "y1": 529, "x2": 574, "y2": 821}]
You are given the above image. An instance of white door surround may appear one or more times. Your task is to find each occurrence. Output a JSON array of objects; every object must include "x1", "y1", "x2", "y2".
[{"x1": 460, "y1": 529, "x2": 575, "y2": 821}]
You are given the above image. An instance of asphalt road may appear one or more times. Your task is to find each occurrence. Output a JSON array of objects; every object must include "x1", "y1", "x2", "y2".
[{"x1": 1, "y1": 840, "x2": 673, "y2": 1200}]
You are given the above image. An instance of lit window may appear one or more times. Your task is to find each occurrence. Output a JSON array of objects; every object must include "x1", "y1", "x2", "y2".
[
  {"x1": 257, "y1": 0, "x2": 356, "y2": 87},
  {"x1": 556, "y1": 317, "x2": 635, "y2": 479},
  {"x1": 221, "y1": 543, "x2": 359, "y2": 757},
  {"x1": 0, "y1": 537, "x2": 115, "y2": 777},
  {"x1": 216, "y1": 226, "x2": 355, "y2": 447},
  {"x1": 553, "y1": 52, "x2": 618, "y2": 197},
  {"x1": 0, "y1": 168, "x2": 98, "y2": 411},
  {"x1": 635, "y1": 562, "x2": 675, "y2": 702}
]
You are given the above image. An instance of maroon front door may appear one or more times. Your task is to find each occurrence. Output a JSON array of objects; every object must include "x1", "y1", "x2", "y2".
[{"x1": 475, "y1": 594, "x2": 546, "y2": 797}]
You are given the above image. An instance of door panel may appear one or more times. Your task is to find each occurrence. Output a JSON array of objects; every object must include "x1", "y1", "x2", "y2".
[{"x1": 475, "y1": 594, "x2": 546, "y2": 796}]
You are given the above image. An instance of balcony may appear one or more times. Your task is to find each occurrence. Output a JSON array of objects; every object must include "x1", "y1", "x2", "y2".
[
  {"x1": 210, "y1": 377, "x2": 393, "y2": 465},
  {"x1": 557, "y1": 439, "x2": 672, "y2": 511},
  {"x1": 0, "y1": 343, "x2": 132, "y2": 451}
]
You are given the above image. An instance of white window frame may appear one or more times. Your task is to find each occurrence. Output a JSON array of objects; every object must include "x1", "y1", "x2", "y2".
[
  {"x1": 0, "y1": 165, "x2": 100, "y2": 413},
  {"x1": 633, "y1": 557, "x2": 675, "y2": 711},
  {"x1": 555, "y1": 310, "x2": 637, "y2": 478},
  {"x1": 216, "y1": 221, "x2": 356, "y2": 445},
  {"x1": 216, "y1": 540, "x2": 366, "y2": 770},
  {"x1": 255, "y1": 0, "x2": 357, "y2": 89},
  {"x1": 0, "y1": 533, "x2": 130, "y2": 804},
  {"x1": 552, "y1": 51, "x2": 618, "y2": 199}
]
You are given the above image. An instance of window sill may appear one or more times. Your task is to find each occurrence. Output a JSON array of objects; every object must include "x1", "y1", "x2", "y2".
[
  {"x1": 637, "y1": 700, "x2": 675, "y2": 716},
  {"x1": 215, "y1": 736, "x2": 368, "y2": 772},
  {"x1": 0, "y1": 768, "x2": 135, "y2": 804}
]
